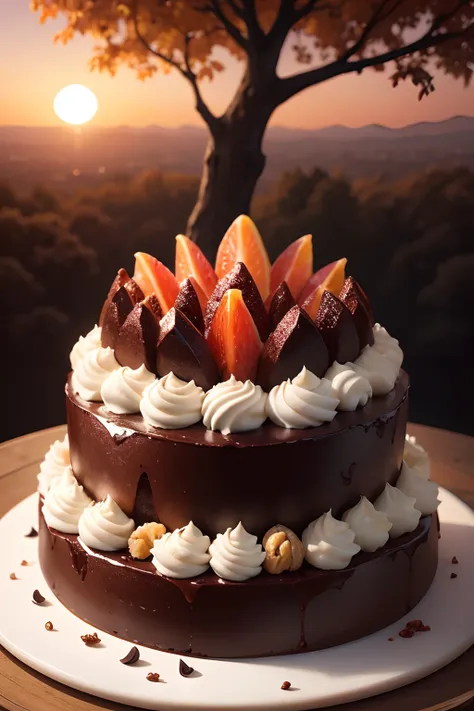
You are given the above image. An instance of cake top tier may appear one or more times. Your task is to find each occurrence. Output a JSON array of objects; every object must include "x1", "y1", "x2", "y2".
[{"x1": 97, "y1": 215, "x2": 375, "y2": 389}]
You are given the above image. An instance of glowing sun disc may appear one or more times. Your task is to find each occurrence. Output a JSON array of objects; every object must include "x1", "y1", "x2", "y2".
[{"x1": 54, "y1": 84, "x2": 98, "y2": 125}]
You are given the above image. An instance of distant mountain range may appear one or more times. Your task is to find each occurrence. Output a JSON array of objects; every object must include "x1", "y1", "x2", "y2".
[{"x1": 1, "y1": 116, "x2": 473, "y2": 194}]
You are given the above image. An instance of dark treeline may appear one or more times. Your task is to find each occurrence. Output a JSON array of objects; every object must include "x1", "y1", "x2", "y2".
[{"x1": 1, "y1": 166, "x2": 473, "y2": 441}]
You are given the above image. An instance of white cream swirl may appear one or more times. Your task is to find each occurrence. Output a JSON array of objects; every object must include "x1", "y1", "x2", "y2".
[
  {"x1": 69, "y1": 325, "x2": 102, "y2": 371},
  {"x1": 266, "y1": 367, "x2": 339, "y2": 429},
  {"x1": 404, "y1": 435, "x2": 430, "y2": 480},
  {"x1": 202, "y1": 376, "x2": 267, "y2": 434},
  {"x1": 78, "y1": 495, "x2": 134, "y2": 551},
  {"x1": 152, "y1": 522, "x2": 211, "y2": 579},
  {"x1": 372, "y1": 323, "x2": 404, "y2": 369},
  {"x1": 101, "y1": 365, "x2": 155, "y2": 414},
  {"x1": 396, "y1": 463, "x2": 440, "y2": 515},
  {"x1": 37, "y1": 434, "x2": 70, "y2": 496},
  {"x1": 352, "y1": 346, "x2": 398, "y2": 396},
  {"x1": 374, "y1": 483, "x2": 421, "y2": 537},
  {"x1": 302, "y1": 510, "x2": 360, "y2": 570},
  {"x1": 71, "y1": 346, "x2": 119, "y2": 401},
  {"x1": 140, "y1": 372, "x2": 204, "y2": 429},
  {"x1": 342, "y1": 496, "x2": 392, "y2": 552},
  {"x1": 209, "y1": 522, "x2": 265, "y2": 581},
  {"x1": 325, "y1": 362, "x2": 372, "y2": 411},
  {"x1": 42, "y1": 465, "x2": 92, "y2": 534}
]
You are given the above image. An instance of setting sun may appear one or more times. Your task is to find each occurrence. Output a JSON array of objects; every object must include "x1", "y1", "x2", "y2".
[{"x1": 53, "y1": 84, "x2": 98, "y2": 125}]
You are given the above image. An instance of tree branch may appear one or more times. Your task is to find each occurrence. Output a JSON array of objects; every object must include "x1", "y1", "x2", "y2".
[
  {"x1": 132, "y1": 2, "x2": 220, "y2": 134},
  {"x1": 205, "y1": 0, "x2": 249, "y2": 49},
  {"x1": 277, "y1": 15, "x2": 473, "y2": 104},
  {"x1": 240, "y1": 0, "x2": 266, "y2": 45},
  {"x1": 341, "y1": 0, "x2": 402, "y2": 61}
]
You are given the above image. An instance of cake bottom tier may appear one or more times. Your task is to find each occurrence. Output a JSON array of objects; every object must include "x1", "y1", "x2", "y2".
[{"x1": 39, "y1": 509, "x2": 438, "y2": 659}]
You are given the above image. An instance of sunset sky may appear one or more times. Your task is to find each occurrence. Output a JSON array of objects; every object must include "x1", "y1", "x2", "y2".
[{"x1": 2, "y1": 2, "x2": 473, "y2": 129}]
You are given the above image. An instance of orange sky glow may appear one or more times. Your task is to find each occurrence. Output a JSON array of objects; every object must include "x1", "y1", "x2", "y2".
[{"x1": 1, "y1": 3, "x2": 473, "y2": 129}]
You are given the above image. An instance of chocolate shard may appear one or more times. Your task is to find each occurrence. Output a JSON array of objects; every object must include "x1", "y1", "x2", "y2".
[
  {"x1": 205, "y1": 262, "x2": 270, "y2": 342},
  {"x1": 315, "y1": 291, "x2": 361, "y2": 364},
  {"x1": 32, "y1": 589, "x2": 46, "y2": 605},
  {"x1": 99, "y1": 268, "x2": 130, "y2": 326},
  {"x1": 25, "y1": 527, "x2": 38, "y2": 538},
  {"x1": 179, "y1": 659, "x2": 195, "y2": 677},
  {"x1": 125, "y1": 278, "x2": 144, "y2": 306},
  {"x1": 156, "y1": 308, "x2": 220, "y2": 391},
  {"x1": 175, "y1": 279, "x2": 204, "y2": 334},
  {"x1": 115, "y1": 295, "x2": 161, "y2": 373},
  {"x1": 339, "y1": 277, "x2": 374, "y2": 348},
  {"x1": 268, "y1": 281, "x2": 296, "y2": 330},
  {"x1": 256, "y1": 305, "x2": 329, "y2": 391},
  {"x1": 101, "y1": 286, "x2": 134, "y2": 349},
  {"x1": 120, "y1": 646, "x2": 140, "y2": 665}
]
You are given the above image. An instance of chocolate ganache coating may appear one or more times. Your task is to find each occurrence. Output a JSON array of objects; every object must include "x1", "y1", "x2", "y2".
[
  {"x1": 38, "y1": 507, "x2": 438, "y2": 658},
  {"x1": 66, "y1": 371, "x2": 409, "y2": 538}
]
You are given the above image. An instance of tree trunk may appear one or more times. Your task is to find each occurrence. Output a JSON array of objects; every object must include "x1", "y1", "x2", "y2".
[{"x1": 186, "y1": 70, "x2": 275, "y2": 257}]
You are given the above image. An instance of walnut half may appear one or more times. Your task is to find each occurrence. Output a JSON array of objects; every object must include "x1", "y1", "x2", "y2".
[
  {"x1": 262, "y1": 525, "x2": 304, "y2": 574},
  {"x1": 128, "y1": 522, "x2": 166, "y2": 560}
]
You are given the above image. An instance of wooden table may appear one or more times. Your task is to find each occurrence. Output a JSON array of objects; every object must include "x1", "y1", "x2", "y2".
[{"x1": 0, "y1": 424, "x2": 473, "y2": 711}]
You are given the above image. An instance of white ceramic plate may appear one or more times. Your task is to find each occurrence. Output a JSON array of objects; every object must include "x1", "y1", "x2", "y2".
[{"x1": 0, "y1": 489, "x2": 473, "y2": 711}]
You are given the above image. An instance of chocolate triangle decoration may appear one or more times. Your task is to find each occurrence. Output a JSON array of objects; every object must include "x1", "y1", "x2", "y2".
[
  {"x1": 256, "y1": 305, "x2": 329, "y2": 391},
  {"x1": 101, "y1": 286, "x2": 135, "y2": 349},
  {"x1": 175, "y1": 279, "x2": 204, "y2": 334},
  {"x1": 115, "y1": 295, "x2": 162, "y2": 373},
  {"x1": 205, "y1": 262, "x2": 270, "y2": 342},
  {"x1": 268, "y1": 281, "x2": 296, "y2": 330},
  {"x1": 99, "y1": 268, "x2": 130, "y2": 326},
  {"x1": 315, "y1": 291, "x2": 361, "y2": 364},
  {"x1": 339, "y1": 277, "x2": 374, "y2": 349},
  {"x1": 156, "y1": 308, "x2": 220, "y2": 391}
]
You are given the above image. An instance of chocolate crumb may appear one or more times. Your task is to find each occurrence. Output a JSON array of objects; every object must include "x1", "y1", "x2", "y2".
[
  {"x1": 451, "y1": 572, "x2": 458, "y2": 579},
  {"x1": 32, "y1": 589, "x2": 45, "y2": 605},
  {"x1": 21, "y1": 560, "x2": 28, "y2": 566},
  {"x1": 45, "y1": 621, "x2": 54, "y2": 631},
  {"x1": 399, "y1": 628, "x2": 414, "y2": 638},
  {"x1": 81, "y1": 632, "x2": 101, "y2": 646},
  {"x1": 281, "y1": 681, "x2": 291, "y2": 690},
  {"x1": 146, "y1": 672, "x2": 160, "y2": 682},
  {"x1": 120, "y1": 646, "x2": 140, "y2": 665},
  {"x1": 452, "y1": 556, "x2": 459, "y2": 564},
  {"x1": 9, "y1": 572, "x2": 17, "y2": 580},
  {"x1": 388, "y1": 637, "x2": 394, "y2": 641},
  {"x1": 406, "y1": 619, "x2": 424, "y2": 631},
  {"x1": 421, "y1": 625, "x2": 431, "y2": 632},
  {"x1": 25, "y1": 527, "x2": 38, "y2": 538},
  {"x1": 179, "y1": 659, "x2": 194, "y2": 677}
]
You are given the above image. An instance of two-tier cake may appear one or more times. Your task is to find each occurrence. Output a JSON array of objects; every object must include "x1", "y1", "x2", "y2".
[{"x1": 37, "y1": 216, "x2": 440, "y2": 658}]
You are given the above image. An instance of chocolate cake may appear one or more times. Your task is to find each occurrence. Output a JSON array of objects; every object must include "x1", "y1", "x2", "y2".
[{"x1": 37, "y1": 216, "x2": 440, "y2": 658}]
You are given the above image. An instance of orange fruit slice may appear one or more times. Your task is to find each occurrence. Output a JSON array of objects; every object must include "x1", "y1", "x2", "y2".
[
  {"x1": 302, "y1": 285, "x2": 326, "y2": 320},
  {"x1": 206, "y1": 288, "x2": 262, "y2": 382},
  {"x1": 215, "y1": 215, "x2": 271, "y2": 302},
  {"x1": 270, "y1": 234, "x2": 313, "y2": 300},
  {"x1": 298, "y1": 258, "x2": 347, "y2": 306},
  {"x1": 175, "y1": 234, "x2": 217, "y2": 301},
  {"x1": 133, "y1": 252, "x2": 179, "y2": 314}
]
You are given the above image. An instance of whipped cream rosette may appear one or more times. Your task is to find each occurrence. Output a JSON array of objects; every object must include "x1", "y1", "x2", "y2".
[
  {"x1": 152, "y1": 522, "x2": 211, "y2": 579},
  {"x1": 202, "y1": 376, "x2": 267, "y2": 434},
  {"x1": 78, "y1": 495, "x2": 134, "y2": 552},
  {"x1": 209, "y1": 522, "x2": 265, "y2": 581},
  {"x1": 302, "y1": 510, "x2": 360, "y2": 570},
  {"x1": 37, "y1": 434, "x2": 70, "y2": 496},
  {"x1": 42, "y1": 465, "x2": 92, "y2": 534},
  {"x1": 267, "y1": 367, "x2": 339, "y2": 429}
]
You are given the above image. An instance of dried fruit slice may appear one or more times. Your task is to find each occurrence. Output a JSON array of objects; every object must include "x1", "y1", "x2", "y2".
[
  {"x1": 101, "y1": 285, "x2": 139, "y2": 349},
  {"x1": 340, "y1": 276, "x2": 374, "y2": 325},
  {"x1": 206, "y1": 289, "x2": 263, "y2": 382},
  {"x1": 315, "y1": 291, "x2": 360, "y2": 364},
  {"x1": 298, "y1": 258, "x2": 347, "y2": 305},
  {"x1": 156, "y1": 308, "x2": 219, "y2": 391},
  {"x1": 115, "y1": 295, "x2": 162, "y2": 373},
  {"x1": 215, "y1": 215, "x2": 271, "y2": 301},
  {"x1": 133, "y1": 252, "x2": 179, "y2": 314},
  {"x1": 205, "y1": 262, "x2": 270, "y2": 342},
  {"x1": 270, "y1": 235, "x2": 313, "y2": 300},
  {"x1": 256, "y1": 306, "x2": 329, "y2": 391},
  {"x1": 268, "y1": 281, "x2": 296, "y2": 330},
  {"x1": 175, "y1": 278, "x2": 204, "y2": 334},
  {"x1": 301, "y1": 285, "x2": 325, "y2": 320},
  {"x1": 175, "y1": 234, "x2": 218, "y2": 300},
  {"x1": 339, "y1": 277, "x2": 374, "y2": 348}
]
